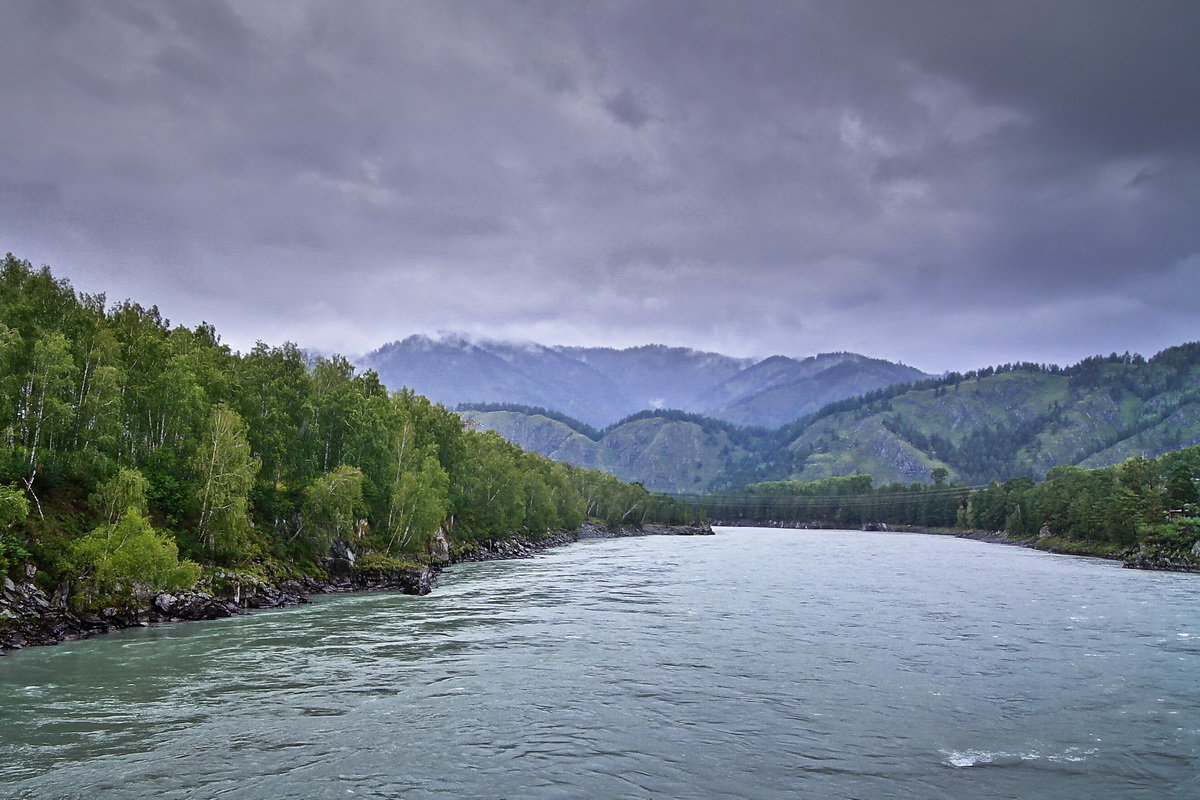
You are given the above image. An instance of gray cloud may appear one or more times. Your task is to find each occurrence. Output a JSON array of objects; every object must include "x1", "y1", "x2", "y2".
[{"x1": 1, "y1": 0, "x2": 1198, "y2": 373}]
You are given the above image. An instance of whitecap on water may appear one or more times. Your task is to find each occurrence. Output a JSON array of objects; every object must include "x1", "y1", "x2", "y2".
[{"x1": 942, "y1": 747, "x2": 1097, "y2": 768}]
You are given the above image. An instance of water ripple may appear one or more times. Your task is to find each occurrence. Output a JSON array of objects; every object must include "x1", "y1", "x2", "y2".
[{"x1": 2, "y1": 530, "x2": 1198, "y2": 799}]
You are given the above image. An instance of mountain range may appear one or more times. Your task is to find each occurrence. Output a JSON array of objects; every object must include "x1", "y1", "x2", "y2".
[
  {"x1": 360, "y1": 334, "x2": 927, "y2": 429},
  {"x1": 752, "y1": 346, "x2": 1200, "y2": 488},
  {"x1": 361, "y1": 335, "x2": 1200, "y2": 495},
  {"x1": 463, "y1": 345, "x2": 1200, "y2": 493}
]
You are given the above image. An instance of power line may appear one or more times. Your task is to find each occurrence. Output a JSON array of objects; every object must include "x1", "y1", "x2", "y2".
[{"x1": 664, "y1": 484, "x2": 986, "y2": 511}]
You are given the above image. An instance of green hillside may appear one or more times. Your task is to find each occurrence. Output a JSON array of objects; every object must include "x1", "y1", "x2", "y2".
[
  {"x1": 706, "y1": 355, "x2": 927, "y2": 428},
  {"x1": 749, "y1": 347, "x2": 1200, "y2": 486},
  {"x1": 474, "y1": 346, "x2": 1200, "y2": 492},
  {"x1": 465, "y1": 408, "x2": 762, "y2": 493}
]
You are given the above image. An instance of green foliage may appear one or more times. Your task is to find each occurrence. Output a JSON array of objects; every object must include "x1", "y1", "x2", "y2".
[
  {"x1": 0, "y1": 256, "x2": 693, "y2": 592},
  {"x1": 699, "y1": 445, "x2": 1200, "y2": 543},
  {"x1": 192, "y1": 404, "x2": 260, "y2": 559},
  {"x1": 70, "y1": 508, "x2": 201, "y2": 605},
  {"x1": 0, "y1": 482, "x2": 29, "y2": 528},
  {"x1": 458, "y1": 402, "x2": 603, "y2": 440},
  {"x1": 382, "y1": 444, "x2": 448, "y2": 554},
  {"x1": 697, "y1": 474, "x2": 964, "y2": 528},
  {"x1": 89, "y1": 467, "x2": 150, "y2": 525},
  {"x1": 952, "y1": 448, "x2": 1200, "y2": 547},
  {"x1": 1140, "y1": 518, "x2": 1200, "y2": 553},
  {"x1": 0, "y1": 482, "x2": 31, "y2": 574},
  {"x1": 354, "y1": 551, "x2": 425, "y2": 574},
  {"x1": 301, "y1": 465, "x2": 365, "y2": 551},
  {"x1": 0, "y1": 534, "x2": 31, "y2": 575}
]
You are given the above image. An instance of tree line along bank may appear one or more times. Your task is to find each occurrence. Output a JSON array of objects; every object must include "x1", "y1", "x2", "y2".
[
  {"x1": 693, "y1": 450, "x2": 1200, "y2": 567},
  {"x1": 0, "y1": 256, "x2": 700, "y2": 610}
]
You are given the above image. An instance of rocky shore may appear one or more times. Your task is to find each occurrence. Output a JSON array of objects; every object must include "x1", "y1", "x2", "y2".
[
  {"x1": 1, "y1": 521, "x2": 713, "y2": 655},
  {"x1": 448, "y1": 521, "x2": 713, "y2": 563},
  {"x1": 0, "y1": 572, "x2": 307, "y2": 653},
  {"x1": 578, "y1": 521, "x2": 715, "y2": 538},
  {"x1": 449, "y1": 530, "x2": 578, "y2": 563},
  {"x1": 953, "y1": 529, "x2": 1199, "y2": 572}
]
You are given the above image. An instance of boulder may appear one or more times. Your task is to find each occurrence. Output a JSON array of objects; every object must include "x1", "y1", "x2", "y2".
[
  {"x1": 327, "y1": 540, "x2": 357, "y2": 579},
  {"x1": 430, "y1": 528, "x2": 451, "y2": 565}
]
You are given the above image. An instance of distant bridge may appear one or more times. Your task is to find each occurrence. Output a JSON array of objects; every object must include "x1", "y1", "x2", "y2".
[{"x1": 662, "y1": 484, "x2": 986, "y2": 515}]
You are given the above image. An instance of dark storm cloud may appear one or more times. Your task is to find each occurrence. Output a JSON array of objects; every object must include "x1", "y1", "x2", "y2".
[
  {"x1": 0, "y1": 0, "x2": 1198, "y2": 371},
  {"x1": 604, "y1": 88, "x2": 652, "y2": 129}
]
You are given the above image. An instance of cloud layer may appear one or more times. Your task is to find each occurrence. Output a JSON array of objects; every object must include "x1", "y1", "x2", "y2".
[{"x1": 2, "y1": 0, "x2": 1198, "y2": 371}]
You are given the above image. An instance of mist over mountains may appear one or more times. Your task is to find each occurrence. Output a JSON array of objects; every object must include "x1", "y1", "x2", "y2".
[
  {"x1": 361, "y1": 334, "x2": 1200, "y2": 495},
  {"x1": 361, "y1": 334, "x2": 927, "y2": 430}
]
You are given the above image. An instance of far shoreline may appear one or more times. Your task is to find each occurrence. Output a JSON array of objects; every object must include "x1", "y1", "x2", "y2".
[{"x1": 711, "y1": 520, "x2": 1200, "y2": 574}]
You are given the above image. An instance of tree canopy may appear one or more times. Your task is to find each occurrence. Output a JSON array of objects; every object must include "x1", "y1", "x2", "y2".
[{"x1": 0, "y1": 256, "x2": 700, "y2": 604}]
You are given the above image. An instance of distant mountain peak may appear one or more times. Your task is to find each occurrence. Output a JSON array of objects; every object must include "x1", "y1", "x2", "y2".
[{"x1": 361, "y1": 332, "x2": 928, "y2": 430}]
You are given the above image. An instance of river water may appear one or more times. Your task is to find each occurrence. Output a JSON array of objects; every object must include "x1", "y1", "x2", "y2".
[{"x1": 1, "y1": 528, "x2": 1197, "y2": 799}]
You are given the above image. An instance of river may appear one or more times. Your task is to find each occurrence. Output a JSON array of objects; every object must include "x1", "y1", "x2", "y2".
[{"x1": 1, "y1": 528, "x2": 1197, "y2": 799}]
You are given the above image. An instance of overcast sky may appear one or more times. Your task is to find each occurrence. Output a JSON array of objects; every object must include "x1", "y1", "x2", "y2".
[{"x1": 2, "y1": 0, "x2": 1198, "y2": 373}]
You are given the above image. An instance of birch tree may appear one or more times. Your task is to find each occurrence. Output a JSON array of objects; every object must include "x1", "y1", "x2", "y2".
[
  {"x1": 89, "y1": 467, "x2": 150, "y2": 526},
  {"x1": 383, "y1": 444, "x2": 448, "y2": 554},
  {"x1": 300, "y1": 464, "x2": 365, "y2": 550},
  {"x1": 192, "y1": 404, "x2": 259, "y2": 556},
  {"x1": 71, "y1": 508, "x2": 200, "y2": 606}
]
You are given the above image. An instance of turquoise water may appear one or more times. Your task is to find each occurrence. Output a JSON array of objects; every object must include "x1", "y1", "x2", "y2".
[{"x1": 1, "y1": 528, "x2": 1198, "y2": 799}]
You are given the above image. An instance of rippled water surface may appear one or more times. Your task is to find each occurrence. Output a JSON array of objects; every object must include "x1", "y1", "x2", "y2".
[{"x1": 2, "y1": 528, "x2": 1198, "y2": 799}]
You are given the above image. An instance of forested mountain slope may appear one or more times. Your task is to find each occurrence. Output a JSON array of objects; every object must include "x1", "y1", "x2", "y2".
[
  {"x1": 739, "y1": 347, "x2": 1200, "y2": 487},
  {"x1": 701, "y1": 354, "x2": 926, "y2": 428},
  {"x1": 461, "y1": 406, "x2": 765, "y2": 493},
  {"x1": 469, "y1": 346, "x2": 1200, "y2": 492}
]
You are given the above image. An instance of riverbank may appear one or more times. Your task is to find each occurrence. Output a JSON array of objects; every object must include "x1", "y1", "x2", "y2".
[
  {"x1": 0, "y1": 521, "x2": 713, "y2": 655},
  {"x1": 955, "y1": 529, "x2": 1200, "y2": 573},
  {"x1": 714, "y1": 519, "x2": 1200, "y2": 573}
]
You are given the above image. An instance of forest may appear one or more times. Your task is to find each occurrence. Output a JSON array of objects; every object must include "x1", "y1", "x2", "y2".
[
  {"x1": 0, "y1": 256, "x2": 699, "y2": 607},
  {"x1": 696, "y1": 446, "x2": 1200, "y2": 563},
  {"x1": 711, "y1": 344, "x2": 1200, "y2": 489}
]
